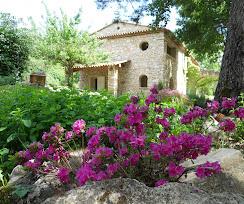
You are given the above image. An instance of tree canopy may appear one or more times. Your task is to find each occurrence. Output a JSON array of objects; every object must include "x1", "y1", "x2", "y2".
[
  {"x1": 0, "y1": 13, "x2": 30, "y2": 80},
  {"x1": 33, "y1": 8, "x2": 108, "y2": 86}
]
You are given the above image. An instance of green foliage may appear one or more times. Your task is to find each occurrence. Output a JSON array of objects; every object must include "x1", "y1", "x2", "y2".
[
  {"x1": 23, "y1": 57, "x2": 66, "y2": 86},
  {"x1": 32, "y1": 8, "x2": 108, "y2": 86},
  {"x1": 0, "y1": 85, "x2": 128, "y2": 151},
  {"x1": 0, "y1": 185, "x2": 15, "y2": 204},
  {"x1": 11, "y1": 185, "x2": 32, "y2": 199},
  {"x1": 0, "y1": 85, "x2": 129, "y2": 179},
  {"x1": 187, "y1": 65, "x2": 218, "y2": 97},
  {"x1": 0, "y1": 13, "x2": 31, "y2": 80},
  {"x1": 0, "y1": 75, "x2": 16, "y2": 86}
]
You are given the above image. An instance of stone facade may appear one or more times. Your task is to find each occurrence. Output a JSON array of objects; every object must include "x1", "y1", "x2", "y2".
[{"x1": 77, "y1": 22, "x2": 188, "y2": 95}]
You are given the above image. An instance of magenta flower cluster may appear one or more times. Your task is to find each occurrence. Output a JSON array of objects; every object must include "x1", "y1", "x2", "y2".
[
  {"x1": 17, "y1": 85, "x2": 242, "y2": 188},
  {"x1": 221, "y1": 97, "x2": 237, "y2": 110},
  {"x1": 196, "y1": 161, "x2": 221, "y2": 178},
  {"x1": 16, "y1": 121, "x2": 86, "y2": 178},
  {"x1": 180, "y1": 106, "x2": 208, "y2": 124}
]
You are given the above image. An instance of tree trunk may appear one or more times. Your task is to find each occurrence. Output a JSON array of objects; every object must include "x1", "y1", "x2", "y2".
[
  {"x1": 215, "y1": 0, "x2": 244, "y2": 100},
  {"x1": 65, "y1": 66, "x2": 74, "y2": 87}
]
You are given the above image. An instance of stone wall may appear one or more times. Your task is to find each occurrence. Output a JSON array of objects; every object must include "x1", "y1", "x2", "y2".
[
  {"x1": 100, "y1": 32, "x2": 166, "y2": 95},
  {"x1": 79, "y1": 67, "x2": 108, "y2": 90},
  {"x1": 80, "y1": 22, "x2": 188, "y2": 95}
]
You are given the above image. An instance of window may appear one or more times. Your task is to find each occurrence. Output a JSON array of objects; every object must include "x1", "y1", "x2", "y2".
[
  {"x1": 140, "y1": 42, "x2": 149, "y2": 51},
  {"x1": 167, "y1": 45, "x2": 176, "y2": 58},
  {"x1": 140, "y1": 75, "x2": 148, "y2": 87}
]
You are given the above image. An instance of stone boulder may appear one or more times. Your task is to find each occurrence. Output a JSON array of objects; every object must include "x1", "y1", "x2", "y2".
[
  {"x1": 182, "y1": 148, "x2": 244, "y2": 195},
  {"x1": 43, "y1": 178, "x2": 244, "y2": 204},
  {"x1": 8, "y1": 167, "x2": 68, "y2": 204},
  {"x1": 9, "y1": 148, "x2": 244, "y2": 204}
]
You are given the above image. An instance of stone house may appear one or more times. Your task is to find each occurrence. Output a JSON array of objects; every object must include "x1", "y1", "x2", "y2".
[{"x1": 73, "y1": 21, "x2": 196, "y2": 95}]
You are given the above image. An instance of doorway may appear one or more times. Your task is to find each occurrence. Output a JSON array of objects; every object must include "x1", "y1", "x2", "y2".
[{"x1": 90, "y1": 76, "x2": 105, "y2": 91}]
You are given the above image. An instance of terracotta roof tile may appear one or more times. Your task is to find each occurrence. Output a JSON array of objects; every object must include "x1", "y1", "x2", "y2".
[{"x1": 73, "y1": 60, "x2": 130, "y2": 72}]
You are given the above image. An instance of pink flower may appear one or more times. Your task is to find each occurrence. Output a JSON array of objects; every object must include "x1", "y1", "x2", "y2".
[
  {"x1": 150, "y1": 85, "x2": 159, "y2": 94},
  {"x1": 156, "y1": 117, "x2": 170, "y2": 129},
  {"x1": 130, "y1": 135, "x2": 145, "y2": 149},
  {"x1": 154, "y1": 106, "x2": 163, "y2": 113},
  {"x1": 106, "y1": 162, "x2": 120, "y2": 177},
  {"x1": 207, "y1": 100, "x2": 219, "y2": 113},
  {"x1": 95, "y1": 147, "x2": 113, "y2": 158},
  {"x1": 118, "y1": 147, "x2": 128, "y2": 156},
  {"x1": 127, "y1": 112, "x2": 143, "y2": 126},
  {"x1": 50, "y1": 123, "x2": 64, "y2": 136},
  {"x1": 87, "y1": 135, "x2": 100, "y2": 150},
  {"x1": 24, "y1": 160, "x2": 41, "y2": 170},
  {"x1": 114, "y1": 114, "x2": 122, "y2": 124},
  {"x1": 220, "y1": 119, "x2": 236, "y2": 132},
  {"x1": 123, "y1": 104, "x2": 137, "y2": 114},
  {"x1": 155, "y1": 179, "x2": 168, "y2": 187},
  {"x1": 42, "y1": 132, "x2": 49, "y2": 141},
  {"x1": 234, "y1": 108, "x2": 244, "y2": 119},
  {"x1": 222, "y1": 97, "x2": 237, "y2": 110},
  {"x1": 159, "y1": 132, "x2": 169, "y2": 140},
  {"x1": 135, "y1": 124, "x2": 145, "y2": 135},
  {"x1": 95, "y1": 171, "x2": 108, "y2": 181},
  {"x1": 86, "y1": 127, "x2": 97, "y2": 137},
  {"x1": 196, "y1": 161, "x2": 221, "y2": 179},
  {"x1": 119, "y1": 130, "x2": 133, "y2": 142},
  {"x1": 57, "y1": 167, "x2": 70, "y2": 184},
  {"x1": 76, "y1": 164, "x2": 96, "y2": 186},
  {"x1": 180, "y1": 106, "x2": 207, "y2": 124},
  {"x1": 163, "y1": 108, "x2": 176, "y2": 117},
  {"x1": 90, "y1": 157, "x2": 102, "y2": 167},
  {"x1": 139, "y1": 106, "x2": 149, "y2": 115},
  {"x1": 72, "y1": 119, "x2": 86, "y2": 135},
  {"x1": 65, "y1": 131, "x2": 73, "y2": 140},
  {"x1": 128, "y1": 153, "x2": 140, "y2": 166},
  {"x1": 130, "y1": 95, "x2": 139, "y2": 104},
  {"x1": 168, "y1": 162, "x2": 185, "y2": 177},
  {"x1": 145, "y1": 94, "x2": 158, "y2": 106}
]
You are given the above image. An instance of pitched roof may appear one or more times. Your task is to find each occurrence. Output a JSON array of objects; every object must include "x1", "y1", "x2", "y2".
[
  {"x1": 92, "y1": 21, "x2": 149, "y2": 35},
  {"x1": 94, "y1": 22, "x2": 186, "y2": 52},
  {"x1": 73, "y1": 60, "x2": 130, "y2": 72},
  {"x1": 93, "y1": 21, "x2": 200, "y2": 66}
]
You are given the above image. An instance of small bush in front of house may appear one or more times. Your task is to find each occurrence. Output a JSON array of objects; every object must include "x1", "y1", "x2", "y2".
[
  {"x1": 16, "y1": 85, "x2": 243, "y2": 188},
  {"x1": 0, "y1": 84, "x2": 129, "y2": 180}
]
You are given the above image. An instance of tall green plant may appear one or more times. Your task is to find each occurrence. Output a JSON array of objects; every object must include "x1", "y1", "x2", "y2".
[
  {"x1": 0, "y1": 13, "x2": 30, "y2": 80},
  {"x1": 36, "y1": 8, "x2": 108, "y2": 87},
  {"x1": 187, "y1": 65, "x2": 218, "y2": 97}
]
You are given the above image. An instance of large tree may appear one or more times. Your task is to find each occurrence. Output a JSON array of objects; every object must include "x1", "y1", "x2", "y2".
[
  {"x1": 215, "y1": 0, "x2": 244, "y2": 99},
  {"x1": 35, "y1": 9, "x2": 108, "y2": 87},
  {"x1": 0, "y1": 13, "x2": 30, "y2": 80},
  {"x1": 96, "y1": 0, "x2": 244, "y2": 99}
]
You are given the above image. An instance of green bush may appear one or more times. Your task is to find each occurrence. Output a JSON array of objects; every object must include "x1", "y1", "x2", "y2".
[
  {"x1": 0, "y1": 75, "x2": 16, "y2": 86},
  {"x1": 0, "y1": 85, "x2": 129, "y2": 150},
  {"x1": 0, "y1": 85, "x2": 129, "y2": 178},
  {"x1": 23, "y1": 57, "x2": 66, "y2": 86}
]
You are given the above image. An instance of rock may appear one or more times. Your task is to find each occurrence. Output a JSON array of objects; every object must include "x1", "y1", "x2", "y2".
[
  {"x1": 24, "y1": 173, "x2": 68, "y2": 204},
  {"x1": 182, "y1": 148, "x2": 244, "y2": 195},
  {"x1": 8, "y1": 167, "x2": 68, "y2": 204},
  {"x1": 183, "y1": 148, "x2": 243, "y2": 169},
  {"x1": 43, "y1": 178, "x2": 244, "y2": 204},
  {"x1": 69, "y1": 149, "x2": 84, "y2": 169},
  {"x1": 8, "y1": 165, "x2": 35, "y2": 187},
  {"x1": 9, "y1": 148, "x2": 244, "y2": 204}
]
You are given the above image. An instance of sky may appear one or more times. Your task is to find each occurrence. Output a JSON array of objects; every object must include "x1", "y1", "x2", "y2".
[{"x1": 0, "y1": 0, "x2": 178, "y2": 32}]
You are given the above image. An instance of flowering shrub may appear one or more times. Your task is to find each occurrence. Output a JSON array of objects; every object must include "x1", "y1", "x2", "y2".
[{"x1": 16, "y1": 86, "x2": 243, "y2": 188}]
